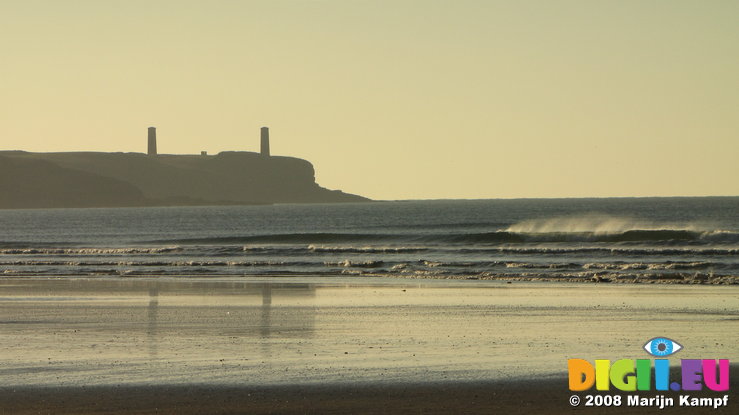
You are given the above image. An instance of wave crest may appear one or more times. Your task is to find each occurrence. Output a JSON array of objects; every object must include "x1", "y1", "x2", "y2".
[{"x1": 506, "y1": 214, "x2": 699, "y2": 234}]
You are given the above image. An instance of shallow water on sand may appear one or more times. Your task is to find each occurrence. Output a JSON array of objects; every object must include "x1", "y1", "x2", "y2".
[{"x1": 1, "y1": 277, "x2": 737, "y2": 387}]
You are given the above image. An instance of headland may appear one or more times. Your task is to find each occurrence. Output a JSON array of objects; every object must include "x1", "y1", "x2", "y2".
[{"x1": 0, "y1": 127, "x2": 368, "y2": 208}]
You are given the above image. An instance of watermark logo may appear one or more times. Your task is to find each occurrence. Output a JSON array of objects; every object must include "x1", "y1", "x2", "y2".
[
  {"x1": 567, "y1": 338, "x2": 730, "y2": 409},
  {"x1": 643, "y1": 337, "x2": 682, "y2": 357}
]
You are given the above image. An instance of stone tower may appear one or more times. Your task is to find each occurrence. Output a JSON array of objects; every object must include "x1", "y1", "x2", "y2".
[
  {"x1": 260, "y1": 127, "x2": 270, "y2": 156},
  {"x1": 147, "y1": 127, "x2": 157, "y2": 156}
]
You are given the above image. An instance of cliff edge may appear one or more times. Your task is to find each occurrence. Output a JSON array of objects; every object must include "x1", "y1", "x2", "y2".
[{"x1": 0, "y1": 151, "x2": 368, "y2": 209}]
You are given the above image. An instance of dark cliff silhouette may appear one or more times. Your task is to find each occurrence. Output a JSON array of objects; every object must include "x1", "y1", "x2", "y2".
[{"x1": 0, "y1": 151, "x2": 368, "y2": 209}]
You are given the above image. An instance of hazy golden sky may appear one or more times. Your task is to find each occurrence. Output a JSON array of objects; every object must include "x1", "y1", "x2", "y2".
[{"x1": 1, "y1": 0, "x2": 737, "y2": 200}]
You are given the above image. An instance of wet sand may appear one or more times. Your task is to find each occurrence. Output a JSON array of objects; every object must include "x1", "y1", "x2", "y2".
[
  {"x1": 0, "y1": 277, "x2": 737, "y2": 413},
  {"x1": 3, "y1": 375, "x2": 735, "y2": 415}
]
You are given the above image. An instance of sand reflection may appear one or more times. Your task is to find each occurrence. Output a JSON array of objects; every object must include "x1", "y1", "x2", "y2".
[{"x1": 147, "y1": 285, "x2": 159, "y2": 358}]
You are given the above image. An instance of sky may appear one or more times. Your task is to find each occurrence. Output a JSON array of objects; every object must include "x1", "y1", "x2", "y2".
[{"x1": 1, "y1": 0, "x2": 737, "y2": 200}]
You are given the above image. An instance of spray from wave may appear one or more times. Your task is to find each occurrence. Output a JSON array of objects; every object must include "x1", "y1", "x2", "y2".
[{"x1": 506, "y1": 214, "x2": 703, "y2": 235}]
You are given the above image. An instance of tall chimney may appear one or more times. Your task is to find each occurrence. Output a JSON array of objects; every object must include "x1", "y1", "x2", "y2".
[
  {"x1": 260, "y1": 127, "x2": 270, "y2": 156},
  {"x1": 147, "y1": 127, "x2": 157, "y2": 156}
]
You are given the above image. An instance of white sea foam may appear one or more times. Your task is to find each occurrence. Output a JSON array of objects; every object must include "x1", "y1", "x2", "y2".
[
  {"x1": 0, "y1": 247, "x2": 183, "y2": 255},
  {"x1": 583, "y1": 262, "x2": 712, "y2": 271},
  {"x1": 325, "y1": 260, "x2": 385, "y2": 268}
]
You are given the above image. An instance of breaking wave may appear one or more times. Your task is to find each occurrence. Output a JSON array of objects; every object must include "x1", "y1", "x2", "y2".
[
  {"x1": 143, "y1": 229, "x2": 739, "y2": 246},
  {"x1": 506, "y1": 215, "x2": 695, "y2": 234},
  {"x1": 438, "y1": 229, "x2": 718, "y2": 243}
]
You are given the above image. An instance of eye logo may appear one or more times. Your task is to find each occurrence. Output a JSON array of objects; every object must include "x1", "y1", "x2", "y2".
[{"x1": 643, "y1": 337, "x2": 682, "y2": 357}]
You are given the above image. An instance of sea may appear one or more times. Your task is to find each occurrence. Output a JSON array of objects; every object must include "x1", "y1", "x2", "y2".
[{"x1": 0, "y1": 197, "x2": 737, "y2": 283}]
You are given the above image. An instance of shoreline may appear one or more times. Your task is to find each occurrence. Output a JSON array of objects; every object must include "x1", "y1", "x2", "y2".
[{"x1": 1, "y1": 273, "x2": 737, "y2": 284}]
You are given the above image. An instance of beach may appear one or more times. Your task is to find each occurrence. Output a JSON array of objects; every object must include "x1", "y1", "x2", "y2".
[
  {"x1": 1, "y1": 277, "x2": 737, "y2": 413},
  {"x1": 3, "y1": 0, "x2": 738, "y2": 411}
]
